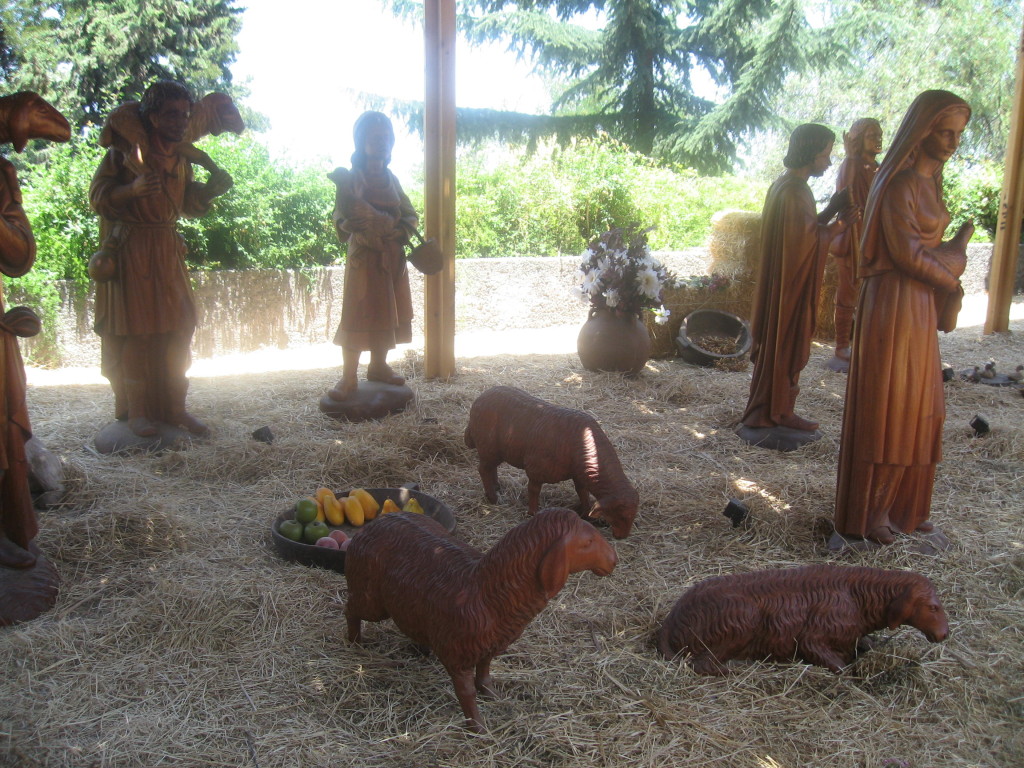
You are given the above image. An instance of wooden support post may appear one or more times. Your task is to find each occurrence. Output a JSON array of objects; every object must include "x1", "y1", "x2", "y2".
[
  {"x1": 985, "y1": 22, "x2": 1024, "y2": 334},
  {"x1": 423, "y1": 0, "x2": 457, "y2": 378}
]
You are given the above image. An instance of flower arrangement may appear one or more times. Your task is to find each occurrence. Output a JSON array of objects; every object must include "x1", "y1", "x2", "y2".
[{"x1": 574, "y1": 226, "x2": 677, "y2": 324}]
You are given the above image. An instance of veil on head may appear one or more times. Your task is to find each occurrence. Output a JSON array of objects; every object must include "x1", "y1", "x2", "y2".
[{"x1": 859, "y1": 90, "x2": 970, "y2": 267}]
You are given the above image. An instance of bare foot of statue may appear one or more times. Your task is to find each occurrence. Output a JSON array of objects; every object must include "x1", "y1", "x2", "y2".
[
  {"x1": 328, "y1": 377, "x2": 358, "y2": 402},
  {"x1": 866, "y1": 525, "x2": 896, "y2": 545},
  {"x1": 176, "y1": 412, "x2": 211, "y2": 437},
  {"x1": 915, "y1": 520, "x2": 935, "y2": 533},
  {"x1": 367, "y1": 363, "x2": 405, "y2": 386},
  {"x1": 835, "y1": 346, "x2": 851, "y2": 362},
  {"x1": 0, "y1": 535, "x2": 36, "y2": 569},
  {"x1": 128, "y1": 416, "x2": 158, "y2": 437},
  {"x1": 777, "y1": 413, "x2": 819, "y2": 431}
]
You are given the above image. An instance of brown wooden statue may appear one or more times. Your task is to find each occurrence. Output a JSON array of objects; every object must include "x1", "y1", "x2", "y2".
[
  {"x1": 345, "y1": 508, "x2": 617, "y2": 732},
  {"x1": 89, "y1": 81, "x2": 235, "y2": 450},
  {"x1": 323, "y1": 111, "x2": 416, "y2": 420},
  {"x1": 0, "y1": 92, "x2": 70, "y2": 624},
  {"x1": 737, "y1": 124, "x2": 858, "y2": 451},
  {"x1": 658, "y1": 565, "x2": 948, "y2": 674},
  {"x1": 827, "y1": 118, "x2": 882, "y2": 372},
  {"x1": 834, "y1": 91, "x2": 972, "y2": 547}
]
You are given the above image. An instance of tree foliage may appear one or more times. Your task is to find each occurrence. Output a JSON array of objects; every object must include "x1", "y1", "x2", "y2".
[
  {"x1": 388, "y1": 0, "x2": 836, "y2": 173},
  {"x1": 781, "y1": 0, "x2": 1022, "y2": 166},
  {"x1": 0, "y1": 0, "x2": 244, "y2": 128}
]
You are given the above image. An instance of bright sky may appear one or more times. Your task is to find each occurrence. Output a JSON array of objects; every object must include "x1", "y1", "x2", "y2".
[{"x1": 232, "y1": 1, "x2": 550, "y2": 177}]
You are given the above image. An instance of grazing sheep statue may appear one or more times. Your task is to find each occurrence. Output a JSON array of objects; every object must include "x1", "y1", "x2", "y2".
[
  {"x1": 344, "y1": 508, "x2": 618, "y2": 732},
  {"x1": 658, "y1": 564, "x2": 948, "y2": 674},
  {"x1": 464, "y1": 386, "x2": 639, "y2": 538}
]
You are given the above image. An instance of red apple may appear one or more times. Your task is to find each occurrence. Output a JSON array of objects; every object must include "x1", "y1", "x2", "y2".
[{"x1": 315, "y1": 536, "x2": 340, "y2": 549}]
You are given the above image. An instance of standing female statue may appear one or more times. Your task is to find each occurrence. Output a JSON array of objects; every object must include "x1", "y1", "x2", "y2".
[
  {"x1": 739, "y1": 124, "x2": 855, "y2": 444},
  {"x1": 326, "y1": 111, "x2": 416, "y2": 402},
  {"x1": 834, "y1": 90, "x2": 973, "y2": 546},
  {"x1": 827, "y1": 118, "x2": 882, "y2": 371}
]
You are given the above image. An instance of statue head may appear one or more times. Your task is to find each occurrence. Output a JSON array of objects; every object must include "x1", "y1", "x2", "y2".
[
  {"x1": 783, "y1": 123, "x2": 835, "y2": 171},
  {"x1": 351, "y1": 111, "x2": 395, "y2": 168},
  {"x1": 843, "y1": 118, "x2": 882, "y2": 159},
  {"x1": 140, "y1": 81, "x2": 193, "y2": 144}
]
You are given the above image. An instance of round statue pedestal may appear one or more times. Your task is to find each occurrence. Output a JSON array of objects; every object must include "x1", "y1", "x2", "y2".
[
  {"x1": 735, "y1": 424, "x2": 822, "y2": 452},
  {"x1": 319, "y1": 381, "x2": 414, "y2": 422},
  {"x1": 0, "y1": 543, "x2": 59, "y2": 627},
  {"x1": 95, "y1": 420, "x2": 200, "y2": 455}
]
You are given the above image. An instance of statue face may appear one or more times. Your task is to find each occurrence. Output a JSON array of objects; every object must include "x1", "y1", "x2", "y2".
[
  {"x1": 362, "y1": 120, "x2": 394, "y2": 162},
  {"x1": 921, "y1": 110, "x2": 968, "y2": 165},
  {"x1": 862, "y1": 125, "x2": 883, "y2": 158},
  {"x1": 809, "y1": 141, "x2": 834, "y2": 177},
  {"x1": 148, "y1": 98, "x2": 191, "y2": 144}
]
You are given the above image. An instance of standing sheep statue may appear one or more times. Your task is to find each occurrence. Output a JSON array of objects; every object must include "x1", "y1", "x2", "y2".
[
  {"x1": 658, "y1": 564, "x2": 948, "y2": 674},
  {"x1": 464, "y1": 386, "x2": 639, "y2": 538},
  {"x1": 344, "y1": 508, "x2": 618, "y2": 732}
]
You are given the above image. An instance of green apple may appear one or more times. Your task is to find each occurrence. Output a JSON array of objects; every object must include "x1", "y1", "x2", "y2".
[
  {"x1": 303, "y1": 521, "x2": 330, "y2": 545},
  {"x1": 295, "y1": 498, "x2": 319, "y2": 524},
  {"x1": 279, "y1": 519, "x2": 303, "y2": 542}
]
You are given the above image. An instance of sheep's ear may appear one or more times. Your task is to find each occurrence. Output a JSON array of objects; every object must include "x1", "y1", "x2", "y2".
[
  {"x1": 886, "y1": 586, "x2": 914, "y2": 629},
  {"x1": 537, "y1": 536, "x2": 570, "y2": 600}
]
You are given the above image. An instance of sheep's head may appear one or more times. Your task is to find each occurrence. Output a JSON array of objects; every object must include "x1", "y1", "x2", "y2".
[
  {"x1": 591, "y1": 488, "x2": 639, "y2": 539},
  {"x1": 886, "y1": 578, "x2": 948, "y2": 643},
  {"x1": 537, "y1": 511, "x2": 617, "y2": 599}
]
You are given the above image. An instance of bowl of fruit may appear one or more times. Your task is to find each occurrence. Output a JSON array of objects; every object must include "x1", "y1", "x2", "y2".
[{"x1": 271, "y1": 485, "x2": 456, "y2": 573}]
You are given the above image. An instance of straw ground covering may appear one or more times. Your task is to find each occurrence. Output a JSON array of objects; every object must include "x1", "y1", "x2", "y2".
[{"x1": 2, "y1": 275, "x2": 1023, "y2": 767}]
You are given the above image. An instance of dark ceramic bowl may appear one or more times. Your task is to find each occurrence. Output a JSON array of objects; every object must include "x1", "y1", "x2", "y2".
[
  {"x1": 677, "y1": 309, "x2": 752, "y2": 366},
  {"x1": 270, "y1": 487, "x2": 456, "y2": 573}
]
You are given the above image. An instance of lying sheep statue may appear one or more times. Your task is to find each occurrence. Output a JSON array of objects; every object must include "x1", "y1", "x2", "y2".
[
  {"x1": 464, "y1": 385, "x2": 639, "y2": 538},
  {"x1": 344, "y1": 508, "x2": 617, "y2": 732},
  {"x1": 658, "y1": 564, "x2": 948, "y2": 674}
]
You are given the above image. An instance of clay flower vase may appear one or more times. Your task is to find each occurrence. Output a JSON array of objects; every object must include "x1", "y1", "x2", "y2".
[{"x1": 577, "y1": 307, "x2": 652, "y2": 376}]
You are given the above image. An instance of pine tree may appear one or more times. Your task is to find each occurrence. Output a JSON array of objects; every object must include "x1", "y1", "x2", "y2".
[{"x1": 0, "y1": 0, "x2": 243, "y2": 128}]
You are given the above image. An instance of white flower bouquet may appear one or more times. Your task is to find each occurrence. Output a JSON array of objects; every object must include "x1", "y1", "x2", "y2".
[{"x1": 574, "y1": 226, "x2": 676, "y2": 323}]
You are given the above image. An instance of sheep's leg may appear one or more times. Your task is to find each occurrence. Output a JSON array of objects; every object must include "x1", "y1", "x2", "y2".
[
  {"x1": 799, "y1": 643, "x2": 849, "y2": 673},
  {"x1": 346, "y1": 614, "x2": 362, "y2": 644},
  {"x1": 450, "y1": 668, "x2": 485, "y2": 733},
  {"x1": 526, "y1": 479, "x2": 543, "y2": 515},
  {"x1": 572, "y1": 478, "x2": 591, "y2": 515},
  {"x1": 478, "y1": 460, "x2": 500, "y2": 503},
  {"x1": 691, "y1": 652, "x2": 729, "y2": 676},
  {"x1": 475, "y1": 658, "x2": 497, "y2": 699}
]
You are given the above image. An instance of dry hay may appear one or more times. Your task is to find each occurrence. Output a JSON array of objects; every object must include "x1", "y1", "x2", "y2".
[{"x1": 3, "y1": 309, "x2": 1024, "y2": 768}]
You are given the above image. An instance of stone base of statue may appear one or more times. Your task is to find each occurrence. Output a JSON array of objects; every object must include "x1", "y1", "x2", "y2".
[
  {"x1": 319, "y1": 381, "x2": 414, "y2": 422},
  {"x1": 828, "y1": 526, "x2": 951, "y2": 555},
  {"x1": 735, "y1": 424, "x2": 822, "y2": 452},
  {"x1": 825, "y1": 351, "x2": 851, "y2": 373},
  {"x1": 0, "y1": 542, "x2": 59, "y2": 627},
  {"x1": 95, "y1": 420, "x2": 200, "y2": 455}
]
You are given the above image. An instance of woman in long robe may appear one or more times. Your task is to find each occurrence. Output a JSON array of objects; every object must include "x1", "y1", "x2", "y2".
[
  {"x1": 327, "y1": 111, "x2": 416, "y2": 401},
  {"x1": 834, "y1": 91, "x2": 973, "y2": 545}
]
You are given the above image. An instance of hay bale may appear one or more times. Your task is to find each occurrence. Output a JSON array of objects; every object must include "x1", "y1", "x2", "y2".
[{"x1": 708, "y1": 209, "x2": 761, "y2": 279}]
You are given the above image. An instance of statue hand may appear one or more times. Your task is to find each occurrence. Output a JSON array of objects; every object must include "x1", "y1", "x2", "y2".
[{"x1": 130, "y1": 171, "x2": 162, "y2": 198}]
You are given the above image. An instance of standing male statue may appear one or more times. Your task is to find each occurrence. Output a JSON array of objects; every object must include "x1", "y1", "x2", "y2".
[{"x1": 90, "y1": 81, "x2": 233, "y2": 446}]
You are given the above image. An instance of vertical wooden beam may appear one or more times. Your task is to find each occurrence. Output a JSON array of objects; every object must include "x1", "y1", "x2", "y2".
[
  {"x1": 423, "y1": 0, "x2": 457, "y2": 378},
  {"x1": 985, "y1": 22, "x2": 1024, "y2": 334}
]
